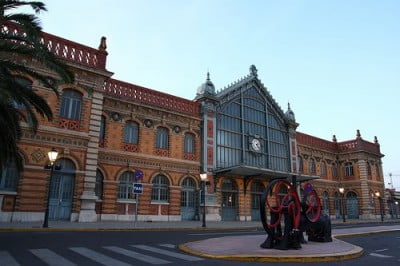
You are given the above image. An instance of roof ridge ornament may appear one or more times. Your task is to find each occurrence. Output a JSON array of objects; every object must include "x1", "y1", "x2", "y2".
[
  {"x1": 250, "y1": 64, "x2": 258, "y2": 77},
  {"x1": 99, "y1": 36, "x2": 107, "y2": 51}
]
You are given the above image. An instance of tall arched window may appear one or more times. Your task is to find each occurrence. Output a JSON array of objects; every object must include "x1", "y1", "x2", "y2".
[
  {"x1": 375, "y1": 164, "x2": 380, "y2": 179},
  {"x1": 95, "y1": 169, "x2": 104, "y2": 199},
  {"x1": 184, "y1": 133, "x2": 195, "y2": 153},
  {"x1": 309, "y1": 158, "x2": 316, "y2": 175},
  {"x1": 321, "y1": 161, "x2": 327, "y2": 177},
  {"x1": 100, "y1": 115, "x2": 106, "y2": 141},
  {"x1": 0, "y1": 161, "x2": 19, "y2": 191},
  {"x1": 345, "y1": 162, "x2": 354, "y2": 177},
  {"x1": 118, "y1": 171, "x2": 135, "y2": 200},
  {"x1": 151, "y1": 174, "x2": 169, "y2": 202},
  {"x1": 124, "y1": 121, "x2": 139, "y2": 144},
  {"x1": 366, "y1": 162, "x2": 371, "y2": 176},
  {"x1": 59, "y1": 89, "x2": 82, "y2": 120},
  {"x1": 297, "y1": 156, "x2": 303, "y2": 173},
  {"x1": 332, "y1": 163, "x2": 338, "y2": 179},
  {"x1": 156, "y1": 127, "x2": 169, "y2": 149}
]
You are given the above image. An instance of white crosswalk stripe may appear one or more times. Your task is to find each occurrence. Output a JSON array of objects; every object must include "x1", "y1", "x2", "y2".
[
  {"x1": 103, "y1": 246, "x2": 170, "y2": 264},
  {"x1": 69, "y1": 247, "x2": 131, "y2": 266},
  {"x1": 30, "y1": 249, "x2": 76, "y2": 266},
  {"x1": 369, "y1": 252, "x2": 393, "y2": 258},
  {"x1": 0, "y1": 251, "x2": 20, "y2": 266},
  {"x1": 1, "y1": 243, "x2": 204, "y2": 265},
  {"x1": 132, "y1": 245, "x2": 204, "y2": 261},
  {"x1": 158, "y1": 244, "x2": 175, "y2": 248}
]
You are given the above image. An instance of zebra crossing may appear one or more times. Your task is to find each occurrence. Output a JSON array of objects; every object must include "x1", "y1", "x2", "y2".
[{"x1": 0, "y1": 243, "x2": 204, "y2": 266}]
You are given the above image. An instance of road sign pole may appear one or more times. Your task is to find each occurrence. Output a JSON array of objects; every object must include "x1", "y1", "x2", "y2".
[{"x1": 135, "y1": 193, "x2": 139, "y2": 227}]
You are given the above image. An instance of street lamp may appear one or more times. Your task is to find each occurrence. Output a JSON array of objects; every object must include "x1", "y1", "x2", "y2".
[
  {"x1": 375, "y1": 191, "x2": 384, "y2": 222},
  {"x1": 339, "y1": 186, "x2": 346, "y2": 222},
  {"x1": 200, "y1": 173, "x2": 207, "y2": 228},
  {"x1": 395, "y1": 201, "x2": 399, "y2": 219},
  {"x1": 43, "y1": 148, "x2": 59, "y2": 228}
]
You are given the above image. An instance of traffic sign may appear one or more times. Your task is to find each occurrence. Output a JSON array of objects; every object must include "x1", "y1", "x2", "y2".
[
  {"x1": 133, "y1": 183, "x2": 143, "y2": 194},
  {"x1": 135, "y1": 170, "x2": 143, "y2": 180}
]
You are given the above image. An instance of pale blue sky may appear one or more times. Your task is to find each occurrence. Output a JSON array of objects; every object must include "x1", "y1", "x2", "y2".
[{"x1": 36, "y1": 0, "x2": 399, "y2": 189}]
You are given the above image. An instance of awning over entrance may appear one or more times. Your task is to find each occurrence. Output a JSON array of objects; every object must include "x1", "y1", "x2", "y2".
[{"x1": 213, "y1": 165, "x2": 320, "y2": 182}]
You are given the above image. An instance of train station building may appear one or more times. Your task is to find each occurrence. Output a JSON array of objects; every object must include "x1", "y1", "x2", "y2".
[{"x1": 0, "y1": 25, "x2": 386, "y2": 223}]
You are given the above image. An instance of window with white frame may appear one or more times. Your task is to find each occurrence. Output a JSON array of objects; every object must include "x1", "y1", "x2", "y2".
[
  {"x1": 321, "y1": 161, "x2": 327, "y2": 176},
  {"x1": 184, "y1": 133, "x2": 195, "y2": 153},
  {"x1": 118, "y1": 171, "x2": 135, "y2": 200},
  {"x1": 59, "y1": 89, "x2": 82, "y2": 120},
  {"x1": 309, "y1": 158, "x2": 316, "y2": 174},
  {"x1": 345, "y1": 162, "x2": 354, "y2": 176},
  {"x1": 124, "y1": 121, "x2": 139, "y2": 144},
  {"x1": 0, "y1": 161, "x2": 19, "y2": 191},
  {"x1": 151, "y1": 174, "x2": 169, "y2": 202},
  {"x1": 156, "y1": 127, "x2": 169, "y2": 149}
]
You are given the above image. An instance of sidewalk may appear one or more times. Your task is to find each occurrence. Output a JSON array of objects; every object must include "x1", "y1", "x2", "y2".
[{"x1": 0, "y1": 218, "x2": 399, "y2": 231}]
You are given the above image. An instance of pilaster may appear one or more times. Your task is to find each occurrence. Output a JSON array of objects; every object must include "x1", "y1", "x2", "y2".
[{"x1": 78, "y1": 91, "x2": 103, "y2": 222}]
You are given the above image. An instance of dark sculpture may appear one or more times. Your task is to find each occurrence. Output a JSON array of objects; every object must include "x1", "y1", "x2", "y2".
[{"x1": 260, "y1": 180, "x2": 332, "y2": 250}]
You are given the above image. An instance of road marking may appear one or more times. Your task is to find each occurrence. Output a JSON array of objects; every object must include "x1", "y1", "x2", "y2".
[
  {"x1": 103, "y1": 246, "x2": 170, "y2": 265},
  {"x1": 30, "y1": 249, "x2": 76, "y2": 266},
  {"x1": 369, "y1": 253, "x2": 393, "y2": 258},
  {"x1": 132, "y1": 245, "x2": 203, "y2": 261},
  {"x1": 158, "y1": 244, "x2": 175, "y2": 248},
  {"x1": 0, "y1": 251, "x2": 20, "y2": 266},
  {"x1": 69, "y1": 247, "x2": 131, "y2": 266},
  {"x1": 375, "y1": 248, "x2": 389, "y2": 252}
]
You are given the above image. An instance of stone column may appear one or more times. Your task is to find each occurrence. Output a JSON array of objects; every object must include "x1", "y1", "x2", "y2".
[
  {"x1": 358, "y1": 159, "x2": 373, "y2": 219},
  {"x1": 78, "y1": 91, "x2": 103, "y2": 222}
]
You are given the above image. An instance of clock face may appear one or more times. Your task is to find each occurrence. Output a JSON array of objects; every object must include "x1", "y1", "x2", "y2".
[{"x1": 251, "y1": 138, "x2": 261, "y2": 151}]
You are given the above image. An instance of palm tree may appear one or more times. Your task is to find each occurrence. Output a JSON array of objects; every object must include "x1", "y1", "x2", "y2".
[{"x1": 0, "y1": 0, "x2": 74, "y2": 172}]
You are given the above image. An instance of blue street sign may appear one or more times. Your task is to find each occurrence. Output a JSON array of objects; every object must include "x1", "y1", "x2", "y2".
[
  {"x1": 133, "y1": 183, "x2": 143, "y2": 194},
  {"x1": 135, "y1": 170, "x2": 143, "y2": 180}
]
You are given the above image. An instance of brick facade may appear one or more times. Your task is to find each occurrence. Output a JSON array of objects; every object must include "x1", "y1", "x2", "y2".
[{"x1": 0, "y1": 26, "x2": 386, "y2": 223}]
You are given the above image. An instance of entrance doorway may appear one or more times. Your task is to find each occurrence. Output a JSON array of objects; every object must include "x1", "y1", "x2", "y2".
[
  {"x1": 346, "y1": 192, "x2": 359, "y2": 219},
  {"x1": 48, "y1": 159, "x2": 75, "y2": 220},
  {"x1": 181, "y1": 177, "x2": 196, "y2": 220},
  {"x1": 221, "y1": 179, "x2": 238, "y2": 221},
  {"x1": 250, "y1": 181, "x2": 264, "y2": 221}
]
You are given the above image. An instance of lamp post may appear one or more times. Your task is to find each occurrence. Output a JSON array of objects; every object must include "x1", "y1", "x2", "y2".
[
  {"x1": 375, "y1": 191, "x2": 384, "y2": 222},
  {"x1": 395, "y1": 201, "x2": 399, "y2": 219},
  {"x1": 43, "y1": 148, "x2": 59, "y2": 228},
  {"x1": 200, "y1": 173, "x2": 207, "y2": 228},
  {"x1": 339, "y1": 187, "x2": 346, "y2": 222}
]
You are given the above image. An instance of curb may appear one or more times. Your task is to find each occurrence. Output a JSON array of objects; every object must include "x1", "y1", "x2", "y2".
[
  {"x1": 0, "y1": 226, "x2": 262, "y2": 233},
  {"x1": 178, "y1": 240, "x2": 364, "y2": 263}
]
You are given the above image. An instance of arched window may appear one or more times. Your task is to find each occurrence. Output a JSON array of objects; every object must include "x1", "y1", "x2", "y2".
[
  {"x1": 375, "y1": 164, "x2": 380, "y2": 179},
  {"x1": 0, "y1": 161, "x2": 19, "y2": 191},
  {"x1": 297, "y1": 156, "x2": 303, "y2": 173},
  {"x1": 118, "y1": 171, "x2": 135, "y2": 200},
  {"x1": 366, "y1": 162, "x2": 371, "y2": 176},
  {"x1": 345, "y1": 162, "x2": 354, "y2": 177},
  {"x1": 332, "y1": 163, "x2": 338, "y2": 178},
  {"x1": 309, "y1": 158, "x2": 316, "y2": 175},
  {"x1": 321, "y1": 161, "x2": 327, "y2": 176},
  {"x1": 59, "y1": 89, "x2": 82, "y2": 120},
  {"x1": 181, "y1": 177, "x2": 196, "y2": 207},
  {"x1": 95, "y1": 169, "x2": 104, "y2": 199},
  {"x1": 99, "y1": 115, "x2": 106, "y2": 141},
  {"x1": 184, "y1": 133, "x2": 195, "y2": 153},
  {"x1": 124, "y1": 121, "x2": 139, "y2": 144},
  {"x1": 151, "y1": 174, "x2": 169, "y2": 202},
  {"x1": 156, "y1": 127, "x2": 169, "y2": 149}
]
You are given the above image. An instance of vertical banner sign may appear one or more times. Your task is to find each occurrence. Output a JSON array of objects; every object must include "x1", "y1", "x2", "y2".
[{"x1": 133, "y1": 169, "x2": 144, "y2": 226}]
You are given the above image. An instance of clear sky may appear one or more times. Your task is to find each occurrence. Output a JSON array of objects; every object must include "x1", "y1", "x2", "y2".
[{"x1": 34, "y1": 0, "x2": 400, "y2": 189}]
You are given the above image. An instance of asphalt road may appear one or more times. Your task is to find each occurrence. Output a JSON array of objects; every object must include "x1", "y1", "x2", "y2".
[{"x1": 0, "y1": 227, "x2": 399, "y2": 265}]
